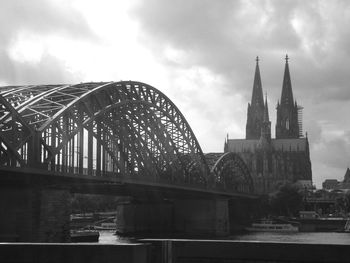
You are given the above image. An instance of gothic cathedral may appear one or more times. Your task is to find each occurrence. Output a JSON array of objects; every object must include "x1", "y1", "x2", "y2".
[{"x1": 224, "y1": 56, "x2": 312, "y2": 194}]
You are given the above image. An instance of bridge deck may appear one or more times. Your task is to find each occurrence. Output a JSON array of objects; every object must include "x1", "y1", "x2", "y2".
[{"x1": 0, "y1": 167, "x2": 258, "y2": 199}]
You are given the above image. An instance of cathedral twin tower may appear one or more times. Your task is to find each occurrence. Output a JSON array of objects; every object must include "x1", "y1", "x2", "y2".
[
  {"x1": 246, "y1": 55, "x2": 302, "y2": 141},
  {"x1": 225, "y1": 55, "x2": 312, "y2": 193}
]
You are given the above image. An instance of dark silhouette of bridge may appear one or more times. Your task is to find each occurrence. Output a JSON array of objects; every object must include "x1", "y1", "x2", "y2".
[{"x1": 0, "y1": 81, "x2": 257, "y2": 241}]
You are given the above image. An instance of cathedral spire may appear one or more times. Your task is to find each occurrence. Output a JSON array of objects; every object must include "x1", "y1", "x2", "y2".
[
  {"x1": 280, "y1": 54, "x2": 294, "y2": 105},
  {"x1": 251, "y1": 56, "x2": 264, "y2": 107},
  {"x1": 276, "y1": 54, "x2": 300, "y2": 139},
  {"x1": 246, "y1": 56, "x2": 265, "y2": 139}
]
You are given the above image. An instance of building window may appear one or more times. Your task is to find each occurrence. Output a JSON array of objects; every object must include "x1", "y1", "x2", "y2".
[
  {"x1": 257, "y1": 155, "x2": 263, "y2": 174},
  {"x1": 286, "y1": 118, "x2": 289, "y2": 130}
]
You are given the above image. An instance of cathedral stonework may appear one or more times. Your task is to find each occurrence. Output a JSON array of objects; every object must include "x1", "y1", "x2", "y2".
[{"x1": 224, "y1": 56, "x2": 312, "y2": 194}]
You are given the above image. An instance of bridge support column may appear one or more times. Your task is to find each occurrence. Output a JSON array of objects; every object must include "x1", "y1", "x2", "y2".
[
  {"x1": 174, "y1": 199, "x2": 229, "y2": 236},
  {"x1": 0, "y1": 186, "x2": 71, "y2": 242},
  {"x1": 115, "y1": 201, "x2": 173, "y2": 234},
  {"x1": 229, "y1": 199, "x2": 256, "y2": 232}
]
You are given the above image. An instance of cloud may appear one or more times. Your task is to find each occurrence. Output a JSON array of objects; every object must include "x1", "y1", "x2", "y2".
[
  {"x1": 311, "y1": 132, "x2": 350, "y2": 186},
  {"x1": 131, "y1": 0, "x2": 350, "y2": 187},
  {"x1": 313, "y1": 137, "x2": 350, "y2": 170},
  {"x1": 131, "y1": 1, "x2": 300, "y2": 93},
  {"x1": 0, "y1": 0, "x2": 93, "y2": 43},
  {"x1": 0, "y1": 0, "x2": 348, "y2": 188},
  {"x1": 0, "y1": 0, "x2": 95, "y2": 84},
  {"x1": 132, "y1": 0, "x2": 350, "y2": 101},
  {"x1": 1, "y1": 51, "x2": 83, "y2": 85}
]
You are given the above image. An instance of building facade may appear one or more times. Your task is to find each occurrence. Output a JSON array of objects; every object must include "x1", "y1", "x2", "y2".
[{"x1": 224, "y1": 56, "x2": 312, "y2": 194}]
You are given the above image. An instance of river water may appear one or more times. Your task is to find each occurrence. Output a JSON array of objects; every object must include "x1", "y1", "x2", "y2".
[
  {"x1": 98, "y1": 231, "x2": 350, "y2": 245},
  {"x1": 231, "y1": 232, "x2": 350, "y2": 244}
]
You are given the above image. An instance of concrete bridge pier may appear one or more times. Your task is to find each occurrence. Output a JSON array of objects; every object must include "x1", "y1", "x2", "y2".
[
  {"x1": 228, "y1": 198, "x2": 257, "y2": 232},
  {"x1": 115, "y1": 200, "x2": 173, "y2": 234},
  {"x1": 115, "y1": 198, "x2": 230, "y2": 236},
  {"x1": 0, "y1": 186, "x2": 71, "y2": 242},
  {"x1": 173, "y1": 199, "x2": 230, "y2": 236}
]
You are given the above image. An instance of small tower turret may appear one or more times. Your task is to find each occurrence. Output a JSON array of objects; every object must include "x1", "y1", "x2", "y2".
[
  {"x1": 261, "y1": 93, "x2": 271, "y2": 142},
  {"x1": 258, "y1": 93, "x2": 271, "y2": 149}
]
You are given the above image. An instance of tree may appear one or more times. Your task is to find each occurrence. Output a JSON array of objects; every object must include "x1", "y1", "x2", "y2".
[
  {"x1": 343, "y1": 191, "x2": 350, "y2": 214},
  {"x1": 269, "y1": 183, "x2": 303, "y2": 216}
]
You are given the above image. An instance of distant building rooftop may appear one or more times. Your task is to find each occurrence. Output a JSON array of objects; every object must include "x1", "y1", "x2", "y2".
[
  {"x1": 322, "y1": 168, "x2": 350, "y2": 190},
  {"x1": 322, "y1": 179, "x2": 340, "y2": 190}
]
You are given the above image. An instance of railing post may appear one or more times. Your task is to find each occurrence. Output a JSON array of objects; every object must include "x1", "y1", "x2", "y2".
[{"x1": 161, "y1": 240, "x2": 173, "y2": 263}]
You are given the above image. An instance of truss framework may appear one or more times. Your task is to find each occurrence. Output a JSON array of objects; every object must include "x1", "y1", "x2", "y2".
[
  {"x1": 0, "y1": 81, "x2": 253, "y2": 193},
  {"x1": 209, "y1": 152, "x2": 254, "y2": 194}
]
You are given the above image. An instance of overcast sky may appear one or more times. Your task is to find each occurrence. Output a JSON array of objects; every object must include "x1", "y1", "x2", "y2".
[{"x1": 1, "y1": 0, "x2": 350, "y2": 187}]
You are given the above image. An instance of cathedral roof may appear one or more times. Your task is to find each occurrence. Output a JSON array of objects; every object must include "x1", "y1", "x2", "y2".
[
  {"x1": 280, "y1": 54, "x2": 294, "y2": 105},
  {"x1": 226, "y1": 139, "x2": 257, "y2": 152},
  {"x1": 272, "y1": 139, "x2": 306, "y2": 151},
  {"x1": 226, "y1": 138, "x2": 308, "y2": 153}
]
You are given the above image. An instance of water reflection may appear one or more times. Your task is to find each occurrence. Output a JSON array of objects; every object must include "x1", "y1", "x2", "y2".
[
  {"x1": 231, "y1": 232, "x2": 350, "y2": 244},
  {"x1": 98, "y1": 231, "x2": 135, "y2": 244}
]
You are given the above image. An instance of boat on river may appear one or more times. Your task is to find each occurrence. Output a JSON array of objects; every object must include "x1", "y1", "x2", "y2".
[
  {"x1": 92, "y1": 217, "x2": 116, "y2": 230},
  {"x1": 295, "y1": 212, "x2": 348, "y2": 232},
  {"x1": 93, "y1": 222, "x2": 116, "y2": 230},
  {"x1": 245, "y1": 218, "x2": 299, "y2": 233}
]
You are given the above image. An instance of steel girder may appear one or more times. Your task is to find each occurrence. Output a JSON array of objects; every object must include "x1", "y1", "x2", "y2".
[
  {"x1": 208, "y1": 152, "x2": 254, "y2": 194},
  {"x1": 0, "y1": 81, "x2": 209, "y2": 187}
]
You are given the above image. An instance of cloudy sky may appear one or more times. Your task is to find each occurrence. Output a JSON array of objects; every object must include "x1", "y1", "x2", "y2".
[{"x1": 1, "y1": 0, "x2": 350, "y2": 187}]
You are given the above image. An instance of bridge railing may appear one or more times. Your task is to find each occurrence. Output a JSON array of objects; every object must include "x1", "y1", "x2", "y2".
[
  {"x1": 48, "y1": 164, "x2": 212, "y2": 189},
  {"x1": 142, "y1": 239, "x2": 350, "y2": 263}
]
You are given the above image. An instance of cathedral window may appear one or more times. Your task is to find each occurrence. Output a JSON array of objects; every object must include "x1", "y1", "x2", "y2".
[
  {"x1": 286, "y1": 118, "x2": 289, "y2": 130},
  {"x1": 268, "y1": 156, "x2": 272, "y2": 173},
  {"x1": 257, "y1": 155, "x2": 263, "y2": 174}
]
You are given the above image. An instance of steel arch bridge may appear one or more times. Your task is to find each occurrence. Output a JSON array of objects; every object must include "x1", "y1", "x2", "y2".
[{"x1": 0, "y1": 81, "x2": 254, "y2": 195}]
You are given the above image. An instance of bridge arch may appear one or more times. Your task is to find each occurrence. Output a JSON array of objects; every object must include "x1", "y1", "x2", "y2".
[
  {"x1": 0, "y1": 81, "x2": 209, "y2": 186},
  {"x1": 209, "y1": 152, "x2": 254, "y2": 194}
]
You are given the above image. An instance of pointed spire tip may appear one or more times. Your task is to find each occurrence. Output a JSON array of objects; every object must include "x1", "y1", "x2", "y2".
[{"x1": 251, "y1": 55, "x2": 263, "y2": 106}]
